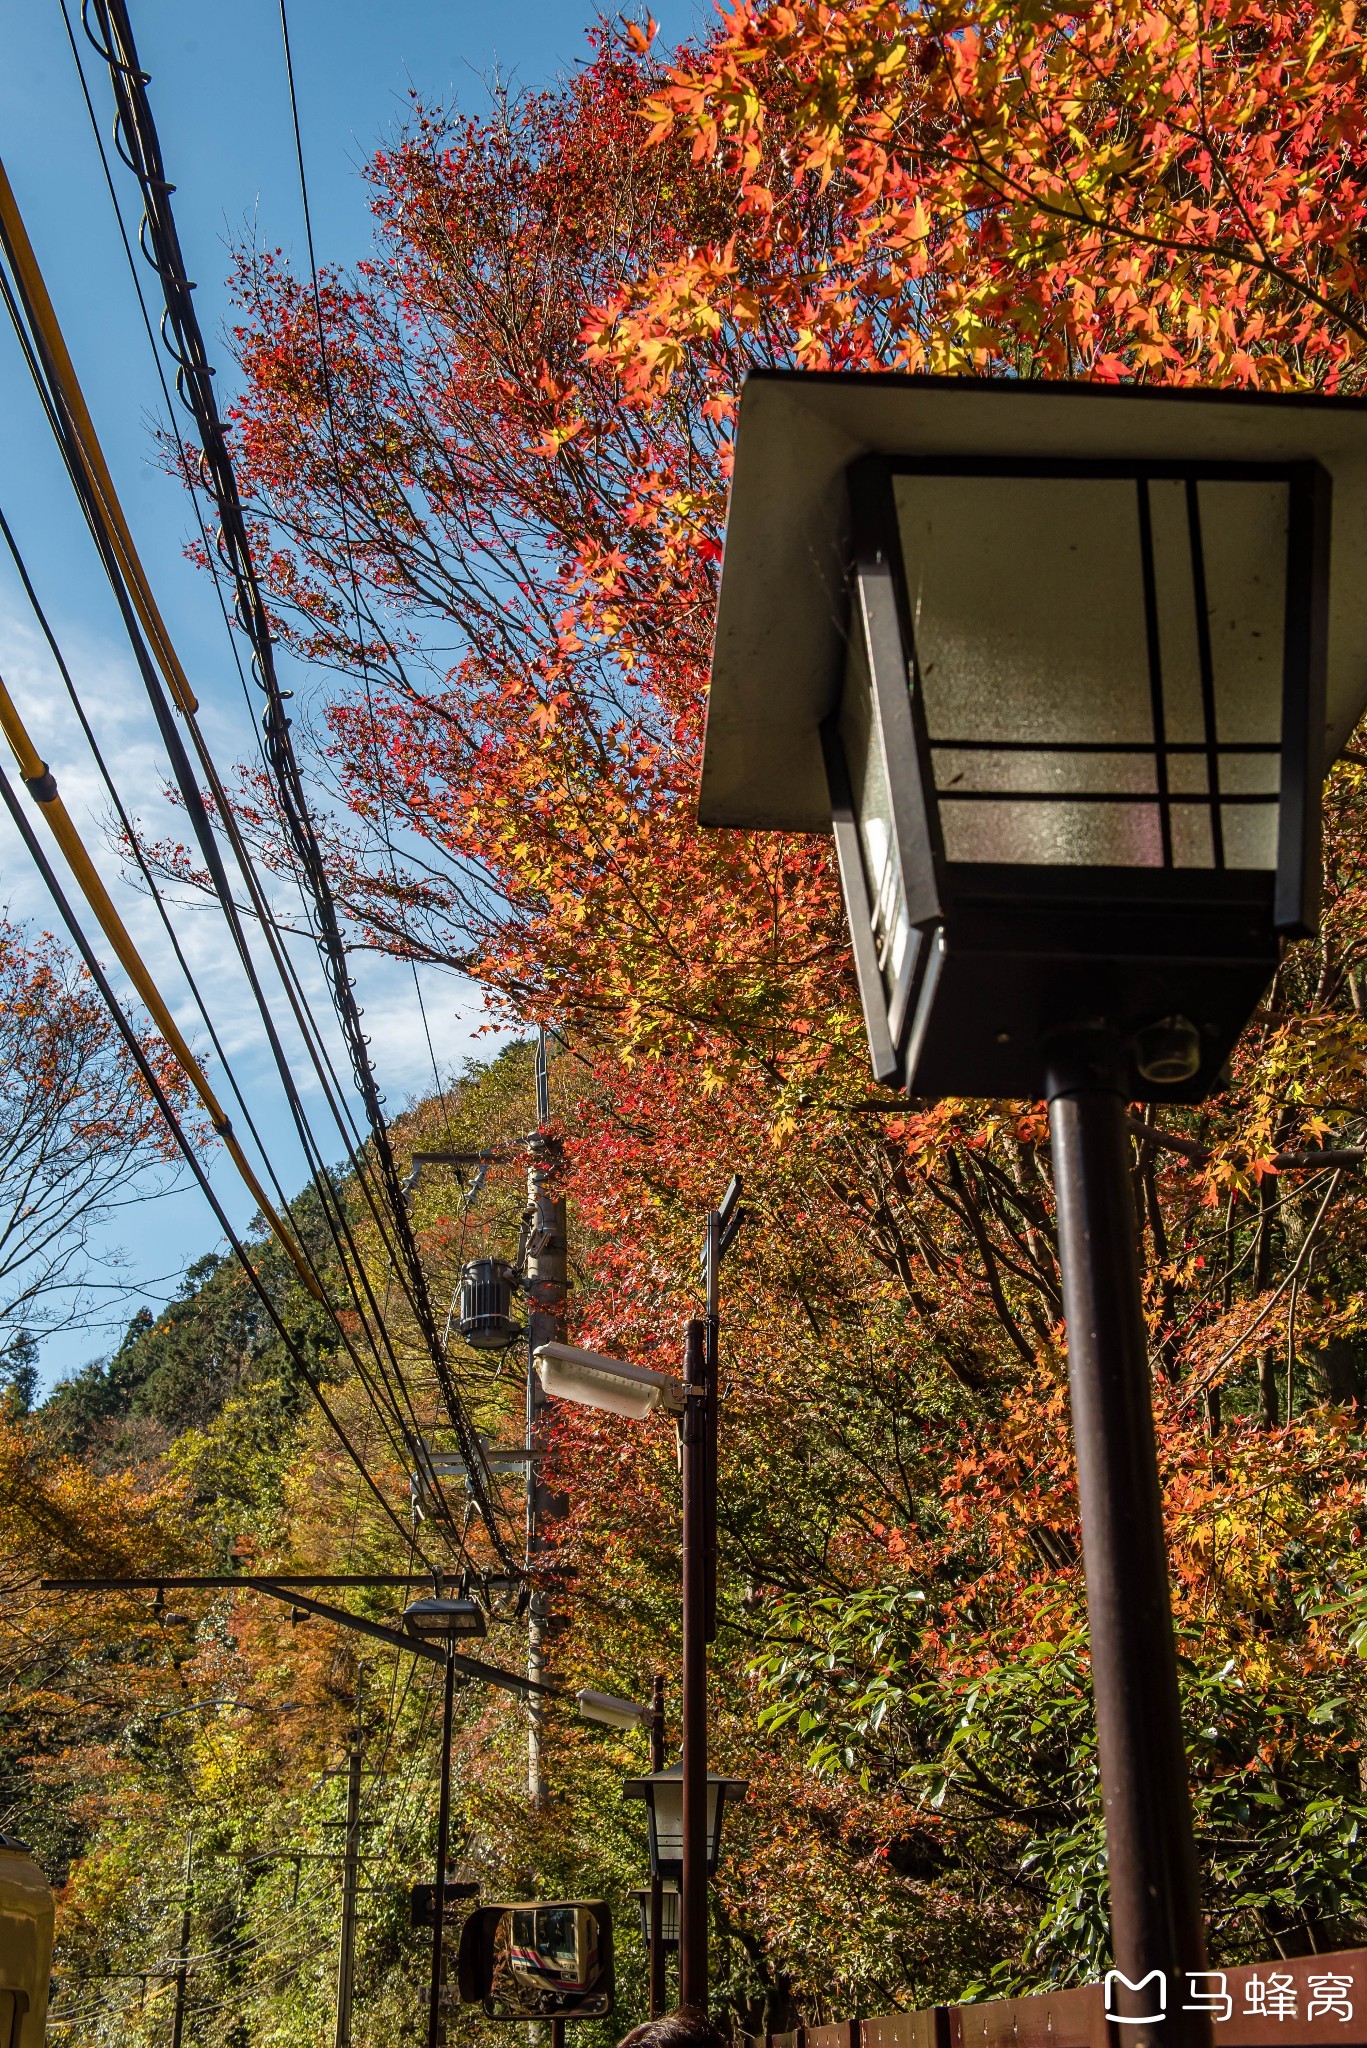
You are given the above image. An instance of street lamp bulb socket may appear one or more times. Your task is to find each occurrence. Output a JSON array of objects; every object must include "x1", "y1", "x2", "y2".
[{"x1": 1132, "y1": 1016, "x2": 1202, "y2": 1086}]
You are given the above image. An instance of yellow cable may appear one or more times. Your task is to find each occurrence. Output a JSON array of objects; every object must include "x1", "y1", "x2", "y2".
[
  {"x1": 0, "y1": 161, "x2": 324, "y2": 1302},
  {"x1": 0, "y1": 155, "x2": 197, "y2": 717},
  {"x1": 0, "y1": 671, "x2": 323, "y2": 1304}
]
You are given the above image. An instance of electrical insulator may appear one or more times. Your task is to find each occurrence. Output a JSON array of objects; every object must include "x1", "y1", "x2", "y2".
[{"x1": 457, "y1": 1258, "x2": 520, "y2": 1351}]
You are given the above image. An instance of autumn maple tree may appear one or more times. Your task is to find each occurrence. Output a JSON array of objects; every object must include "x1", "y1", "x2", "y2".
[
  {"x1": 199, "y1": 0, "x2": 1367, "y2": 2011},
  {"x1": 0, "y1": 914, "x2": 190, "y2": 1392}
]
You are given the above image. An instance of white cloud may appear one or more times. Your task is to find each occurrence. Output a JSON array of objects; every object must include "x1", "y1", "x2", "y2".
[{"x1": 0, "y1": 591, "x2": 499, "y2": 1384}]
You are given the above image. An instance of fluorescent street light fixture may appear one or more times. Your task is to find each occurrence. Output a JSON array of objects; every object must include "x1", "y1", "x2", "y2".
[
  {"x1": 577, "y1": 1688, "x2": 653, "y2": 1730},
  {"x1": 402, "y1": 1597, "x2": 488, "y2": 1640},
  {"x1": 534, "y1": 1342, "x2": 686, "y2": 1420}
]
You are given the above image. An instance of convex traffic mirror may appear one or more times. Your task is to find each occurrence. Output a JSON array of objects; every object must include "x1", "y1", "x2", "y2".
[{"x1": 456, "y1": 1899, "x2": 614, "y2": 2020}]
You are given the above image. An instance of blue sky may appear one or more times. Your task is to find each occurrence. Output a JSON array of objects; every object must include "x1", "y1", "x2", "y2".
[{"x1": 0, "y1": 0, "x2": 708, "y2": 1385}]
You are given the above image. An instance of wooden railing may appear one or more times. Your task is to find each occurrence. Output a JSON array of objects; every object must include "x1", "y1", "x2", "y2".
[{"x1": 754, "y1": 1947, "x2": 1367, "y2": 2048}]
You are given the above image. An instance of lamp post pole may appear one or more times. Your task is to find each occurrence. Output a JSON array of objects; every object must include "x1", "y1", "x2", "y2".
[
  {"x1": 679, "y1": 1314, "x2": 711, "y2": 2015},
  {"x1": 1048, "y1": 1033, "x2": 1209, "y2": 2048},
  {"x1": 426, "y1": 1647, "x2": 457, "y2": 2048},
  {"x1": 680, "y1": 1188, "x2": 739, "y2": 2015},
  {"x1": 334, "y1": 1729, "x2": 363, "y2": 2048},
  {"x1": 526, "y1": 1029, "x2": 568, "y2": 1807},
  {"x1": 649, "y1": 1671, "x2": 666, "y2": 2018},
  {"x1": 169, "y1": 1835, "x2": 193, "y2": 2048}
]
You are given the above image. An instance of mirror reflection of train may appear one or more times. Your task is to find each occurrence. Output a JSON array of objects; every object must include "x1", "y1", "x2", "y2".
[
  {"x1": 507, "y1": 1903, "x2": 601, "y2": 1995},
  {"x1": 460, "y1": 1898, "x2": 614, "y2": 2021},
  {"x1": 0, "y1": 1833, "x2": 54, "y2": 2048}
]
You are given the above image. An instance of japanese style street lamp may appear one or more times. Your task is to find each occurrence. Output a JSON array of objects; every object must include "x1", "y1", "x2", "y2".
[
  {"x1": 630, "y1": 1883, "x2": 680, "y2": 1952},
  {"x1": 621, "y1": 1761, "x2": 748, "y2": 1878},
  {"x1": 701, "y1": 372, "x2": 1367, "y2": 2048}
]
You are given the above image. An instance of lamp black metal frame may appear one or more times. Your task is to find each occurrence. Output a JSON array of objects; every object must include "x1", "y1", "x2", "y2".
[
  {"x1": 821, "y1": 452, "x2": 1331, "y2": 1103},
  {"x1": 630, "y1": 1883, "x2": 680, "y2": 1953},
  {"x1": 620, "y1": 1759, "x2": 748, "y2": 1882}
]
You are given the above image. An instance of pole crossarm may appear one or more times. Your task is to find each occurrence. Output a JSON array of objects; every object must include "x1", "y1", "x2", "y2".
[
  {"x1": 40, "y1": 1575, "x2": 562, "y2": 1698},
  {"x1": 40, "y1": 1574, "x2": 431, "y2": 1591}
]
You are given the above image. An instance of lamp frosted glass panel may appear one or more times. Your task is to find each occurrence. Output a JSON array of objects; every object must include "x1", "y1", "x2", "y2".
[
  {"x1": 631, "y1": 1888, "x2": 681, "y2": 1947},
  {"x1": 645, "y1": 1778, "x2": 720, "y2": 1866},
  {"x1": 932, "y1": 749, "x2": 1159, "y2": 793},
  {"x1": 839, "y1": 628, "x2": 913, "y2": 1008},
  {"x1": 896, "y1": 475, "x2": 1153, "y2": 746},
  {"x1": 647, "y1": 1775, "x2": 683, "y2": 1863},
  {"x1": 893, "y1": 470, "x2": 1290, "y2": 872},
  {"x1": 936, "y1": 798, "x2": 1167, "y2": 867},
  {"x1": 1200, "y1": 480, "x2": 1287, "y2": 744},
  {"x1": 1147, "y1": 479, "x2": 1206, "y2": 745}
]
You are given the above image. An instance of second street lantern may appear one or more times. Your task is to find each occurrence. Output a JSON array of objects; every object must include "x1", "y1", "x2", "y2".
[
  {"x1": 701, "y1": 373, "x2": 1367, "y2": 1101},
  {"x1": 621, "y1": 1761, "x2": 747, "y2": 1878}
]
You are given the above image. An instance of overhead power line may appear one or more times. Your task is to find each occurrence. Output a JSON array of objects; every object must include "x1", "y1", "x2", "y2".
[
  {"x1": 0, "y1": 667, "x2": 320, "y2": 1298},
  {"x1": 0, "y1": 130, "x2": 496, "y2": 1568},
  {"x1": 0, "y1": 753, "x2": 429, "y2": 1565},
  {"x1": 277, "y1": 0, "x2": 458, "y2": 1149},
  {"x1": 39, "y1": 1574, "x2": 558, "y2": 1699},
  {"x1": 84, "y1": 0, "x2": 514, "y2": 1567},
  {"x1": 0, "y1": 474, "x2": 465, "y2": 1541}
]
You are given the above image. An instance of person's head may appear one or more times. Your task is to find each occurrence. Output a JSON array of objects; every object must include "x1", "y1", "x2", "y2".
[{"x1": 616, "y1": 2015, "x2": 731, "y2": 2048}]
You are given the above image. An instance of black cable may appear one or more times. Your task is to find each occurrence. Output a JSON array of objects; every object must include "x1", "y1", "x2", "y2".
[
  {"x1": 0, "y1": 432, "x2": 438, "y2": 1523},
  {"x1": 277, "y1": 0, "x2": 459, "y2": 1156},
  {"x1": 0, "y1": 492, "x2": 298, "y2": 1270},
  {"x1": 0, "y1": 753, "x2": 433, "y2": 1565},
  {"x1": 0, "y1": 238, "x2": 473, "y2": 1557},
  {"x1": 85, "y1": 0, "x2": 512, "y2": 1564},
  {"x1": 47, "y1": 2, "x2": 483, "y2": 1562},
  {"x1": 54, "y1": 0, "x2": 378, "y2": 1186}
]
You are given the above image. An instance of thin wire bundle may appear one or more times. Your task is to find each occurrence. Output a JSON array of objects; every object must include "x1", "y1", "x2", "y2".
[
  {"x1": 78, "y1": 0, "x2": 513, "y2": 1565},
  {"x1": 0, "y1": 169, "x2": 488, "y2": 1565}
]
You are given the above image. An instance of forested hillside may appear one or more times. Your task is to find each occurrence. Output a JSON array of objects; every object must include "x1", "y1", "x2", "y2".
[{"x1": 5, "y1": 0, "x2": 1367, "y2": 2041}]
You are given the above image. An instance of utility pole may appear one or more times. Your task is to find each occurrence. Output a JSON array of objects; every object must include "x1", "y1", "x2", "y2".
[
  {"x1": 169, "y1": 1835, "x2": 193, "y2": 2048},
  {"x1": 680, "y1": 1179, "x2": 742, "y2": 2017},
  {"x1": 525, "y1": 1026, "x2": 567, "y2": 1804},
  {"x1": 426, "y1": 1649, "x2": 458, "y2": 2048},
  {"x1": 334, "y1": 1680, "x2": 364, "y2": 2048}
]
